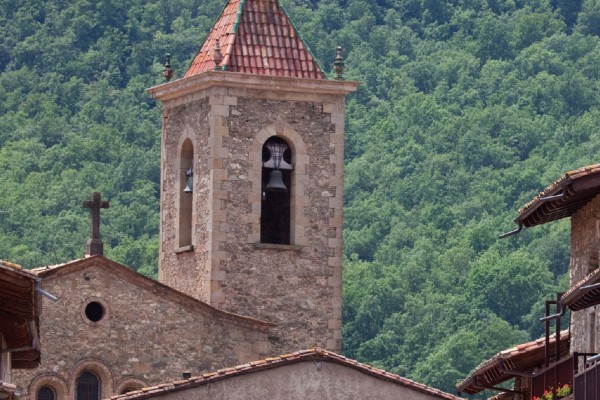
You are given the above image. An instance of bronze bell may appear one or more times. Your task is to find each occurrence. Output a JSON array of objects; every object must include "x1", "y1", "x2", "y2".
[
  {"x1": 265, "y1": 169, "x2": 287, "y2": 191},
  {"x1": 183, "y1": 168, "x2": 193, "y2": 193}
]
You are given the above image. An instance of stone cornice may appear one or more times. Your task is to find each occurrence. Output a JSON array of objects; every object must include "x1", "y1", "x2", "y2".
[{"x1": 147, "y1": 71, "x2": 359, "y2": 102}]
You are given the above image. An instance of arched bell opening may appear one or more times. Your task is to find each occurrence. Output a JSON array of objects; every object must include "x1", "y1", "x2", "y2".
[
  {"x1": 179, "y1": 139, "x2": 194, "y2": 248},
  {"x1": 261, "y1": 136, "x2": 293, "y2": 245}
]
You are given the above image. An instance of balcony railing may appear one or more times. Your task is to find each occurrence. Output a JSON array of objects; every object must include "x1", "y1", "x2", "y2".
[
  {"x1": 532, "y1": 356, "x2": 574, "y2": 399},
  {"x1": 575, "y1": 354, "x2": 600, "y2": 400}
]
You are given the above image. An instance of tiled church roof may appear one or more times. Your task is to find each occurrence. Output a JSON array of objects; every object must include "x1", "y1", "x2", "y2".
[
  {"x1": 110, "y1": 348, "x2": 460, "y2": 400},
  {"x1": 184, "y1": 0, "x2": 325, "y2": 79}
]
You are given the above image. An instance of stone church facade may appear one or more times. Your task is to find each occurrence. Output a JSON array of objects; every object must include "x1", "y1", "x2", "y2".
[
  {"x1": 12, "y1": 0, "x2": 361, "y2": 397},
  {"x1": 13, "y1": 256, "x2": 274, "y2": 398},
  {"x1": 9, "y1": 0, "x2": 460, "y2": 399},
  {"x1": 152, "y1": 71, "x2": 356, "y2": 354},
  {"x1": 152, "y1": 0, "x2": 358, "y2": 354}
]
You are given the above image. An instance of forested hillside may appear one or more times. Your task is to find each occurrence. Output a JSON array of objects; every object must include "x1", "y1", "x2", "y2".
[{"x1": 2, "y1": 0, "x2": 600, "y2": 395}]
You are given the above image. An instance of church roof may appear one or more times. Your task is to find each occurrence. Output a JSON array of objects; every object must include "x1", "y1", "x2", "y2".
[
  {"x1": 515, "y1": 163, "x2": 600, "y2": 228},
  {"x1": 33, "y1": 256, "x2": 274, "y2": 331},
  {"x1": 108, "y1": 348, "x2": 460, "y2": 400},
  {"x1": 184, "y1": 0, "x2": 325, "y2": 79}
]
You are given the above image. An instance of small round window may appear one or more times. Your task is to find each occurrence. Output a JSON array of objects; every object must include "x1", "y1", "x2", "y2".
[{"x1": 85, "y1": 301, "x2": 105, "y2": 322}]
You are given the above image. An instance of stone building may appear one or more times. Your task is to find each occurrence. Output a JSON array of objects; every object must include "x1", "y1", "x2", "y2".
[
  {"x1": 150, "y1": 0, "x2": 358, "y2": 354},
  {"x1": 458, "y1": 163, "x2": 600, "y2": 400},
  {"x1": 10, "y1": 0, "x2": 461, "y2": 399},
  {"x1": 14, "y1": 256, "x2": 273, "y2": 399}
]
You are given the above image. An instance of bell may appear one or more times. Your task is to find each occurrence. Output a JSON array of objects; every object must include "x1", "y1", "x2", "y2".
[
  {"x1": 183, "y1": 168, "x2": 193, "y2": 193},
  {"x1": 183, "y1": 176, "x2": 193, "y2": 193},
  {"x1": 265, "y1": 170, "x2": 287, "y2": 192}
]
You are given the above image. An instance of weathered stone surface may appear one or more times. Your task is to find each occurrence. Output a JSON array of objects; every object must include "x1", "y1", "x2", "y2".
[
  {"x1": 569, "y1": 195, "x2": 600, "y2": 357},
  {"x1": 13, "y1": 258, "x2": 271, "y2": 399},
  {"x1": 158, "y1": 82, "x2": 347, "y2": 354}
]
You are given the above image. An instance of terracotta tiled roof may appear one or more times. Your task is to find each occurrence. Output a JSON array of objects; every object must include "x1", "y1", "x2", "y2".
[
  {"x1": 562, "y1": 267, "x2": 600, "y2": 311},
  {"x1": 109, "y1": 348, "x2": 460, "y2": 400},
  {"x1": 33, "y1": 256, "x2": 274, "y2": 331},
  {"x1": 457, "y1": 331, "x2": 570, "y2": 395},
  {"x1": 185, "y1": 0, "x2": 325, "y2": 79},
  {"x1": 515, "y1": 163, "x2": 600, "y2": 228}
]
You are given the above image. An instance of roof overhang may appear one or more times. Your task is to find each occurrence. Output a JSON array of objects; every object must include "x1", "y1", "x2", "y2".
[
  {"x1": 515, "y1": 164, "x2": 600, "y2": 228},
  {"x1": 147, "y1": 70, "x2": 360, "y2": 103},
  {"x1": 457, "y1": 331, "x2": 570, "y2": 395},
  {"x1": 0, "y1": 261, "x2": 41, "y2": 369},
  {"x1": 562, "y1": 267, "x2": 600, "y2": 311}
]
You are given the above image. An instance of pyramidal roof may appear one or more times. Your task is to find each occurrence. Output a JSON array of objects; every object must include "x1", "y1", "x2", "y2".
[{"x1": 184, "y1": 0, "x2": 326, "y2": 79}]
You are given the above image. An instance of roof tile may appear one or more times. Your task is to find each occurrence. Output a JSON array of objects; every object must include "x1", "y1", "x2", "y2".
[{"x1": 185, "y1": 0, "x2": 325, "y2": 79}]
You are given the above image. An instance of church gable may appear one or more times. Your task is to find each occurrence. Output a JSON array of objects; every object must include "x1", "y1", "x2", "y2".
[
  {"x1": 14, "y1": 256, "x2": 272, "y2": 399},
  {"x1": 109, "y1": 348, "x2": 460, "y2": 400}
]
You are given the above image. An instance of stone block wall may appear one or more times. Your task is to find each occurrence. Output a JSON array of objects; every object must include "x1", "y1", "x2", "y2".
[
  {"x1": 157, "y1": 78, "x2": 347, "y2": 354},
  {"x1": 569, "y1": 195, "x2": 600, "y2": 355},
  {"x1": 13, "y1": 260, "x2": 271, "y2": 399},
  {"x1": 159, "y1": 97, "x2": 212, "y2": 304}
]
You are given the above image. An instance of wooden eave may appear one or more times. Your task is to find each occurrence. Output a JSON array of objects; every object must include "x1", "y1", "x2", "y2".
[
  {"x1": 0, "y1": 262, "x2": 41, "y2": 368},
  {"x1": 562, "y1": 267, "x2": 600, "y2": 311},
  {"x1": 516, "y1": 164, "x2": 600, "y2": 228},
  {"x1": 457, "y1": 331, "x2": 570, "y2": 395}
]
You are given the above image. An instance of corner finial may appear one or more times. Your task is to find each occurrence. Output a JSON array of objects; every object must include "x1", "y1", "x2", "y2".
[
  {"x1": 162, "y1": 53, "x2": 173, "y2": 82},
  {"x1": 333, "y1": 46, "x2": 344, "y2": 80},
  {"x1": 214, "y1": 38, "x2": 223, "y2": 70}
]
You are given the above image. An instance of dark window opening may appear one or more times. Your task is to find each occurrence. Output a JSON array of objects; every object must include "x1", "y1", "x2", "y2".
[
  {"x1": 76, "y1": 372, "x2": 100, "y2": 400},
  {"x1": 120, "y1": 387, "x2": 137, "y2": 394},
  {"x1": 179, "y1": 139, "x2": 194, "y2": 247},
  {"x1": 37, "y1": 386, "x2": 55, "y2": 400},
  {"x1": 84, "y1": 302, "x2": 104, "y2": 322},
  {"x1": 261, "y1": 137, "x2": 292, "y2": 245}
]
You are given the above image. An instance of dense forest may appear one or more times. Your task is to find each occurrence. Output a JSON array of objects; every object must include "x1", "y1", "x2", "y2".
[{"x1": 1, "y1": 0, "x2": 600, "y2": 395}]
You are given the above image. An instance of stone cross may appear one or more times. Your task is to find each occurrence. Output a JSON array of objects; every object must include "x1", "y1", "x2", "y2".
[{"x1": 82, "y1": 192, "x2": 109, "y2": 257}]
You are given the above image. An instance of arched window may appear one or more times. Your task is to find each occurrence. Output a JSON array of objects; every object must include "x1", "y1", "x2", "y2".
[
  {"x1": 37, "y1": 386, "x2": 55, "y2": 400},
  {"x1": 261, "y1": 136, "x2": 292, "y2": 244},
  {"x1": 179, "y1": 139, "x2": 194, "y2": 247},
  {"x1": 76, "y1": 371, "x2": 100, "y2": 400}
]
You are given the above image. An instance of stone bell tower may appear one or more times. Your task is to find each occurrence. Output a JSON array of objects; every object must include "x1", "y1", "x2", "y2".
[{"x1": 148, "y1": 0, "x2": 358, "y2": 353}]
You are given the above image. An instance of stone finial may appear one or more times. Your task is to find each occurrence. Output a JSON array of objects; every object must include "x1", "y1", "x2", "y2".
[
  {"x1": 214, "y1": 38, "x2": 223, "y2": 70},
  {"x1": 163, "y1": 53, "x2": 173, "y2": 82},
  {"x1": 333, "y1": 46, "x2": 344, "y2": 80},
  {"x1": 82, "y1": 192, "x2": 109, "y2": 257}
]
